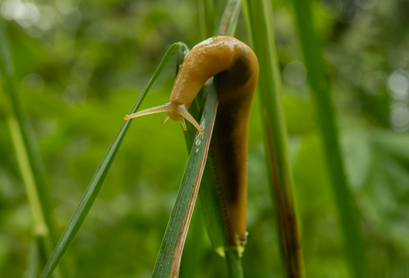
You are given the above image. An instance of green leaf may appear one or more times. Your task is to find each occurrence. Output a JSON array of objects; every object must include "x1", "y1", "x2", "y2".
[
  {"x1": 38, "y1": 43, "x2": 183, "y2": 278},
  {"x1": 151, "y1": 75, "x2": 219, "y2": 278},
  {"x1": 289, "y1": 0, "x2": 368, "y2": 277},
  {"x1": 225, "y1": 249, "x2": 244, "y2": 278},
  {"x1": 198, "y1": 0, "x2": 216, "y2": 38},
  {"x1": 219, "y1": 0, "x2": 242, "y2": 36},
  {"x1": 0, "y1": 16, "x2": 64, "y2": 278},
  {"x1": 25, "y1": 238, "x2": 40, "y2": 278},
  {"x1": 242, "y1": 0, "x2": 304, "y2": 277}
]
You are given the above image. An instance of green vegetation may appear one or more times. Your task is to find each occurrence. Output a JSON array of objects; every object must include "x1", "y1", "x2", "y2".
[
  {"x1": 243, "y1": 0, "x2": 303, "y2": 277},
  {"x1": 1, "y1": 0, "x2": 408, "y2": 278}
]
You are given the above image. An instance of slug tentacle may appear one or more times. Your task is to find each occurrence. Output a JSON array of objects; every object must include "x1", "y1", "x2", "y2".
[
  {"x1": 177, "y1": 104, "x2": 204, "y2": 134},
  {"x1": 124, "y1": 102, "x2": 172, "y2": 120},
  {"x1": 180, "y1": 118, "x2": 187, "y2": 131},
  {"x1": 125, "y1": 101, "x2": 204, "y2": 134},
  {"x1": 161, "y1": 114, "x2": 170, "y2": 125}
]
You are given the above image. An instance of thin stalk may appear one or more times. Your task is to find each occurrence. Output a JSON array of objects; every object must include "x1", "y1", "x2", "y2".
[
  {"x1": 0, "y1": 16, "x2": 64, "y2": 278},
  {"x1": 225, "y1": 249, "x2": 244, "y2": 278},
  {"x1": 179, "y1": 200, "x2": 206, "y2": 278},
  {"x1": 198, "y1": 0, "x2": 215, "y2": 38},
  {"x1": 218, "y1": 0, "x2": 242, "y2": 36},
  {"x1": 38, "y1": 43, "x2": 184, "y2": 278},
  {"x1": 289, "y1": 0, "x2": 367, "y2": 277},
  {"x1": 243, "y1": 0, "x2": 305, "y2": 277},
  {"x1": 151, "y1": 79, "x2": 219, "y2": 278},
  {"x1": 25, "y1": 238, "x2": 40, "y2": 278}
]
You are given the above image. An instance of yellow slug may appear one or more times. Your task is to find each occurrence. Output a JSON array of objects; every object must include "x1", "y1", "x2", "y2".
[{"x1": 125, "y1": 36, "x2": 259, "y2": 247}]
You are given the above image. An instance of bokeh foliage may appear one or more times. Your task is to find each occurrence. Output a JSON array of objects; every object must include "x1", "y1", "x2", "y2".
[{"x1": 1, "y1": 0, "x2": 409, "y2": 277}]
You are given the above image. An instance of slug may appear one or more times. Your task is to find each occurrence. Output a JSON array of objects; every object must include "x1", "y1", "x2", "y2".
[{"x1": 124, "y1": 36, "x2": 259, "y2": 247}]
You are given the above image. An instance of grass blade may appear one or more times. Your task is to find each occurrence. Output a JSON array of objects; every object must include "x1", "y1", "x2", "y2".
[
  {"x1": 243, "y1": 0, "x2": 305, "y2": 277},
  {"x1": 179, "y1": 200, "x2": 207, "y2": 278},
  {"x1": 151, "y1": 79, "x2": 219, "y2": 278},
  {"x1": 0, "y1": 16, "x2": 64, "y2": 278},
  {"x1": 38, "y1": 43, "x2": 183, "y2": 278},
  {"x1": 289, "y1": 0, "x2": 367, "y2": 277},
  {"x1": 198, "y1": 0, "x2": 216, "y2": 38},
  {"x1": 226, "y1": 250, "x2": 244, "y2": 278},
  {"x1": 25, "y1": 238, "x2": 40, "y2": 278},
  {"x1": 219, "y1": 0, "x2": 242, "y2": 36}
]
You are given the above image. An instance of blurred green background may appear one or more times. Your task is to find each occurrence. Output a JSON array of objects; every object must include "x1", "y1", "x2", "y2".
[{"x1": 1, "y1": 0, "x2": 409, "y2": 277}]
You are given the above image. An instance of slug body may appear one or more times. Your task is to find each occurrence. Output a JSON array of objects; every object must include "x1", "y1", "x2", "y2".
[{"x1": 125, "y1": 36, "x2": 259, "y2": 247}]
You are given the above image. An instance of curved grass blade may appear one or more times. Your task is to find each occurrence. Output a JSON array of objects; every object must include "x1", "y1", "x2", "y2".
[
  {"x1": 0, "y1": 17, "x2": 65, "y2": 278},
  {"x1": 243, "y1": 0, "x2": 305, "y2": 277},
  {"x1": 289, "y1": 0, "x2": 367, "y2": 277},
  {"x1": 151, "y1": 80, "x2": 219, "y2": 278},
  {"x1": 38, "y1": 43, "x2": 183, "y2": 278}
]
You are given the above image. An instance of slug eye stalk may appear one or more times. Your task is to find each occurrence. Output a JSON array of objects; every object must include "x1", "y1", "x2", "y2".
[{"x1": 124, "y1": 101, "x2": 204, "y2": 135}]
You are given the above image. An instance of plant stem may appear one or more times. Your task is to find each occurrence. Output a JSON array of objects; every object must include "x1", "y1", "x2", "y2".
[
  {"x1": 151, "y1": 78, "x2": 219, "y2": 278},
  {"x1": 225, "y1": 249, "x2": 244, "y2": 278},
  {"x1": 38, "y1": 43, "x2": 183, "y2": 278},
  {"x1": 0, "y1": 15, "x2": 64, "y2": 278},
  {"x1": 243, "y1": 0, "x2": 305, "y2": 277},
  {"x1": 218, "y1": 0, "x2": 242, "y2": 36},
  {"x1": 25, "y1": 238, "x2": 40, "y2": 278},
  {"x1": 289, "y1": 0, "x2": 367, "y2": 277}
]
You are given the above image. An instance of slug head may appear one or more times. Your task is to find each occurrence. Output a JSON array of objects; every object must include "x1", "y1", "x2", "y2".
[{"x1": 124, "y1": 101, "x2": 204, "y2": 135}]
